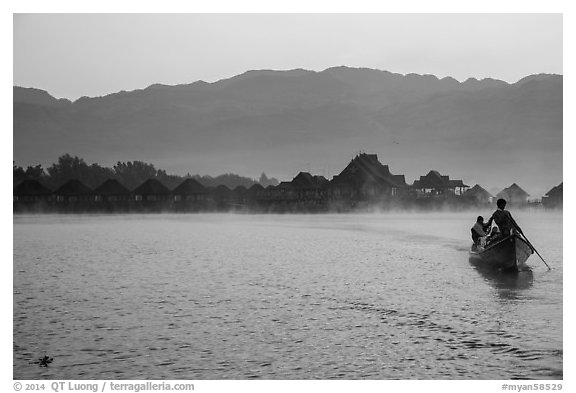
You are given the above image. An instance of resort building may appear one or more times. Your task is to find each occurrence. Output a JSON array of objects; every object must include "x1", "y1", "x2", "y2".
[
  {"x1": 54, "y1": 179, "x2": 93, "y2": 203},
  {"x1": 246, "y1": 183, "x2": 266, "y2": 203},
  {"x1": 462, "y1": 184, "x2": 494, "y2": 205},
  {"x1": 210, "y1": 185, "x2": 233, "y2": 207},
  {"x1": 496, "y1": 183, "x2": 529, "y2": 206},
  {"x1": 231, "y1": 186, "x2": 248, "y2": 205},
  {"x1": 172, "y1": 178, "x2": 208, "y2": 202},
  {"x1": 13, "y1": 179, "x2": 52, "y2": 203},
  {"x1": 277, "y1": 172, "x2": 328, "y2": 202},
  {"x1": 133, "y1": 179, "x2": 171, "y2": 202},
  {"x1": 542, "y1": 182, "x2": 562, "y2": 209},
  {"x1": 93, "y1": 179, "x2": 132, "y2": 202},
  {"x1": 412, "y1": 170, "x2": 469, "y2": 197},
  {"x1": 329, "y1": 153, "x2": 407, "y2": 201}
]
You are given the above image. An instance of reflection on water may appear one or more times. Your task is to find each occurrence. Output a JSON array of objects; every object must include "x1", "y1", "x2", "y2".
[
  {"x1": 13, "y1": 213, "x2": 562, "y2": 380},
  {"x1": 469, "y1": 258, "x2": 534, "y2": 300}
]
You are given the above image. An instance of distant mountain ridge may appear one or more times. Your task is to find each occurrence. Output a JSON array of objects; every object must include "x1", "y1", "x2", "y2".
[
  {"x1": 13, "y1": 66, "x2": 562, "y2": 197},
  {"x1": 14, "y1": 86, "x2": 72, "y2": 107},
  {"x1": 16, "y1": 67, "x2": 548, "y2": 105}
]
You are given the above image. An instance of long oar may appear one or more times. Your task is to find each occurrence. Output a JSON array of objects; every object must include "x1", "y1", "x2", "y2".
[{"x1": 519, "y1": 232, "x2": 551, "y2": 270}]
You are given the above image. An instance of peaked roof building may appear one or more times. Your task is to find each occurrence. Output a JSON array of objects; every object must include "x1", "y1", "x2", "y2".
[
  {"x1": 462, "y1": 184, "x2": 494, "y2": 203},
  {"x1": 133, "y1": 179, "x2": 171, "y2": 195},
  {"x1": 413, "y1": 170, "x2": 467, "y2": 189},
  {"x1": 172, "y1": 178, "x2": 208, "y2": 195},
  {"x1": 462, "y1": 184, "x2": 493, "y2": 198},
  {"x1": 210, "y1": 185, "x2": 232, "y2": 197},
  {"x1": 93, "y1": 179, "x2": 131, "y2": 196},
  {"x1": 496, "y1": 183, "x2": 529, "y2": 204},
  {"x1": 412, "y1": 170, "x2": 469, "y2": 195},
  {"x1": 288, "y1": 172, "x2": 329, "y2": 190},
  {"x1": 232, "y1": 186, "x2": 248, "y2": 198},
  {"x1": 247, "y1": 183, "x2": 265, "y2": 195},
  {"x1": 542, "y1": 182, "x2": 562, "y2": 208},
  {"x1": 14, "y1": 179, "x2": 52, "y2": 196},
  {"x1": 331, "y1": 153, "x2": 407, "y2": 189},
  {"x1": 55, "y1": 179, "x2": 92, "y2": 196},
  {"x1": 544, "y1": 182, "x2": 563, "y2": 198}
]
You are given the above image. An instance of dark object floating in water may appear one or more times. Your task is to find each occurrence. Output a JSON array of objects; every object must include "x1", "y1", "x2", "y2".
[
  {"x1": 469, "y1": 233, "x2": 533, "y2": 273},
  {"x1": 33, "y1": 355, "x2": 53, "y2": 367}
]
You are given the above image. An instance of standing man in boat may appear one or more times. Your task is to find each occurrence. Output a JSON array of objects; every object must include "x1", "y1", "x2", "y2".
[{"x1": 486, "y1": 198, "x2": 523, "y2": 237}]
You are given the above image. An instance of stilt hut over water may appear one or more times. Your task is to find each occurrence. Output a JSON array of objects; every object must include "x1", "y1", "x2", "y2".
[
  {"x1": 542, "y1": 182, "x2": 563, "y2": 209},
  {"x1": 412, "y1": 170, "x2": 469, "y2": 197},
  {"x1": 496, "y1": 183, "x2": 529, "y2": 206},
  {"x1": 133, "y1": 179, "x2": 171, "y2": 202},
  {"x1": 14, "y1": 179, "x2": 52, "y2": 202},
  {"x1": 272, "y1": 180, "x2": 294, "y2": 201},
  {"x1": 172, "y1": 178, "x2": 208, "y2": 202},
  {"x1": 54, "y1": 179, "x2": 93, "y2": 202},
  {"x1": 462, "y1": 184, "x2": 494, "y2": 205},
  {"x1": 288, "y1": 172, "x2": 328, "y2": 201},
  {"x1": 231, "y1": 186, "x2": 248, "y2": 205},
  {"x1": 263, "y1": 185, "x2": 276, "y2": 202},
  {"x1": 246, "y1": 184, "x2": 266, "y2": 201},
  {"x1": 329, "y1": 153, "x2": 407, "y2": 201},
  {"x1": 210, "y1": 185, "x2": 232, "y2": 207},
  {"x1": 93, "y1": 179, "x2": 132, "y2": 202}
]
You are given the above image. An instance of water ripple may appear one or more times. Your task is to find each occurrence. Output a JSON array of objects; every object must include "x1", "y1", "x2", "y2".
[{"x1": 13, "y1": 213, "x2": 562, "y2": 379}]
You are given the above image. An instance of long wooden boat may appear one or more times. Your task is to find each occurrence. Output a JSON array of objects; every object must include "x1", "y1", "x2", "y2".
[{"x1": 469, "y1": 233, "x2": 533, "y2": 272}]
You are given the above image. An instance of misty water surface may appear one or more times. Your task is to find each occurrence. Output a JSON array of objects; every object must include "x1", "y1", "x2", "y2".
[{"x1": 13, "y1": 212, "x2": 562, "y2": 379}]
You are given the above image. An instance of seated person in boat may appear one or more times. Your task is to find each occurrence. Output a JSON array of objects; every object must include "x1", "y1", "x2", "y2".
[
  {"x1": 485, "y1": 226, "x2": 502, "y2": 245},
  {"x1": 471, "y1": 216, "x2": 489, "y2": 250},
  {"x1": 486, "y1": 198, "x2": 523, "y2": 237}
]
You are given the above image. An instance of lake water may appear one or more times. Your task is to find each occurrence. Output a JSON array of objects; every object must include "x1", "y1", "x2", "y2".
[{"x1": 13, "y1": 212, "x2": 563, "y2": 380}]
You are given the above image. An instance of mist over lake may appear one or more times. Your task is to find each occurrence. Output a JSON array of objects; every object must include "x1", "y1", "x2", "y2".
[
  {"x1": 12, "y1": 13, "x2": 565, "y2": 387},
  {"x1": 13, "y1": 212, "x2": 562, "y2": 380}
]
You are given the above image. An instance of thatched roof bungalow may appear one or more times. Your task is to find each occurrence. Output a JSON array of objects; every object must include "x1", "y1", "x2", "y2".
[
  {"x1": 247, "y1": 183, "x2": 265, "y2": 197},
  {"x1": 412, "y1": 170, "x2": 469, "y2": 196},
  {"x1": 14, "y1": 180, "x2": 52, "y2": 202},
  {"x1": 262, "y1": 185, "x2": 277, "y2": 201},
  {"x1": 93, "y1": 179, "x2": 131, "y2": 202},
  {"x1": 54, "y1": 179, "x2": 93, "y2": 202},
  {"x1": 209, "y1": 185, "x2": 232, "y2": 203},
  {"x1": 291, "y1": 172, "x2": 328, "y2": 188},
  {"x1": 496, "y1": 183, "x2": 529, "y2": 205},
  {"x1": 272, "y1": 172, "x2": 328, "y2": 201},
  {"x1": 462, "y1": 184, "x2": 494, "y2": 204},
  {"x1": 231, "y1": 186, "x2": 248, "y2": 204},
  {"x1": 542, "y1": 182, "x2": 562, "y2": 209},
  {"x1": 172, "y1": 178, "x2": 208, "y2": 201},
  {"x1": 133, "y1": 179, "x2": 171, "y2": 201},
  {"x1": 233, "y1": 185, "x2": 247, "y2": 194},
  {"x1": 266, "y1": 180, "x2": 290, "y2": 200},
  {"x1": 329, "y1": 153, "x2": 407, "y2": 200}
]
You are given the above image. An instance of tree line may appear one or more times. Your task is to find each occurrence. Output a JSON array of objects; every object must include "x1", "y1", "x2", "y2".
[{"x1": 13, "y1": 154, "x2": 279, "y2": 191}]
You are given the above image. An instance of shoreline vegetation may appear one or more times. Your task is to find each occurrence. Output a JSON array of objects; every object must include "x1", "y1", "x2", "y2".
[{"x1": 13, "y1": 153, "x2": 562, "y2": 214}]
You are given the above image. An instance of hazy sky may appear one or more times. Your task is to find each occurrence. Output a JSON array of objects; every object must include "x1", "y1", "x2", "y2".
[{"x1": 14, "y1": 13, "x2": 562, "y2": 101}]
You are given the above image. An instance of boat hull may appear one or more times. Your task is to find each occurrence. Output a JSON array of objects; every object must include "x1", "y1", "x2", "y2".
[{"x1": 469, "y1": 234, "x2": 533, "y2": 272}]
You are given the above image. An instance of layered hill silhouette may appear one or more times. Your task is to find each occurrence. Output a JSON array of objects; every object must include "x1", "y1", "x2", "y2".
[{"x1": 14, "y1": 66, "x2": 562, "y2": 196}]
